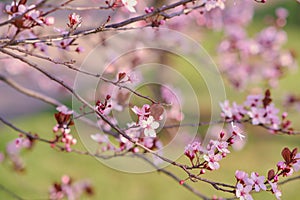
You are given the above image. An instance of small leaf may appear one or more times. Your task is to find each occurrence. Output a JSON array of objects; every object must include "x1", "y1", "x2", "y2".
[
  {"x1": 291, "y1": 148, "x2": 298, "y2": 159},
  {"x1": 263, "y1": 89, "x2": 272, "y2": 108},
  {"x1": 267, "y1": 169, "x2": 275, "y2": 180},
  {"x1": 281, "y1": 147, "x2": 291, "y2": 163},
  {"x1": 118, "y1": 72, "x2": 126, "y2": 81}
]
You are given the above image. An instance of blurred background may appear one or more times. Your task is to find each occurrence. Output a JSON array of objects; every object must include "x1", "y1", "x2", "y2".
[{"x1": 0, "y1": 0, "x2": 300, "y2": 199}]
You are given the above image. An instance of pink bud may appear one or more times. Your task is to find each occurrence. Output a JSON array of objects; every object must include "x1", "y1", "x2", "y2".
[
  {"x1": 220, "y1": 131, "x2": 225, "y2": 139},
  {"x1": 45, "y1": 16, "x2": 55, "y2": 25},
  {"x1": 61, "y1": 175, "x2": 71, "y2": 184},
  {"x1": 282, "y1": 112, "x2": 288, "y2": 119},
  {"x1": 53, "y1": 126, "x2": 59, "y2": 133},
  {"x1": 75, "y1": 46, "x2": 84, "y2": 53}
]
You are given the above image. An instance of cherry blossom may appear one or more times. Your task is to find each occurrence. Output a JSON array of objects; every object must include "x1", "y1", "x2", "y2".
[
  {"x1": 5, "y1": 1, "x2": 53, "y2": 28},
  {"x1": 235, "y1": 170, "x2": 247, "y2": 181},
  {"x1": 209, "y1": 140, "x2": 230, "y2": 154},
  {"x1": 131, "y1": 104, "x2": 150, "y2": 121},
  {"x1": 203, "y1": 150, "x2": 222, "y2": 170},
  {"x1": 268, "y1": 181, "x2": 282, "y2": 200},
  {"x1": 293, "y1": 153, "x2": 300, "y2": 172},
  {"x1": 96, "y1": 95, "x2": 112, "y2": 115},
  {"x1": 231, "y1": 122, "x2": 245, "y2": 140},
  {"x1": 121, "y1": 0, "x2": 137, "y2": 13},
  {"x1": 184, "y1": 141, "x2": 202, "y2": 161},
  {"x1": 61, "y1": 133, "x2": 77, "y2": 152},
  {"x1": 53, "y1": 107, "x2": 74, "y2": 134},
  {"x1": 68, "y1": 13, "x2": 82, "y2": 30},
  {"x1": 205, "y1": 0, "x2": 226, "y2": 12},
  {"x1": 49, "y1": 175, "x2": 93, "y2": 200},
  {"x1": 247, "y1": 107, "x2": 266, "y2": 125},
  {"x1": 250, "y1": 172, "x2": 266, "y2": 192},
  {"x1": 235, "y1": 183, "x2": 253, "y2": 200},
  {"x1": 140, "y1": 116, "x2": 159, "y2": 137}
]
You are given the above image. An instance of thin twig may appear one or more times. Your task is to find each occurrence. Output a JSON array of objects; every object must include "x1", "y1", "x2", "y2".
[{"x1": 0, "y1": 184, "x2": 24, "y2": 200}]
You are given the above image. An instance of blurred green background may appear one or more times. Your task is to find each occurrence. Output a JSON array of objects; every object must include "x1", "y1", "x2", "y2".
[{"x1": 1, "y1": 1, "x2": 300, "y2": 200}]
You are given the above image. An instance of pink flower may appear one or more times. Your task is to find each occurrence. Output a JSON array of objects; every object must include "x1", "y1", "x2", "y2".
[
  {"x1": 203, "y1": 150, "x2": 222, "y2": 170},
  {"x1": 205, "y1": 0, "x2": 225, "y2": 11},
  {"x1": 244, "y1": 94, "x2": 263, "y2": 108},
  {"x1": 131, "y1": 104, "x2": 150, "y2": 121},
  {"x1": 247, "y1": 107, "x2": 266, "y2": 125},
  {"x1": 140, "y1": 116, "x2": 159, "y2": 137},
  {"x1": 220, "y1": 100, "x2": 233, "y2": 119},
  {"x1": 121, "y1": 0, "x2": 137, "y2": 13},
  {"x1": 232, "y1": 102, "x2": 246, "y2": 121},
  {"x1": 293, "y1": 153, "x2": 300, "y2": 172},
  {"x1": 235, "y1": 170, "x2": 247, "y2": 181},
  {"x1": 269, "y1": 181, "x2": 282, "y2": 200},
  {"x1": 277, "y1": 161, "x2": 293, "y2": 176},
  {"x1": 236, "y1": 183, "x2": 253, "y2": 200},
  {"x1": 265, "y1": 103, "x2": 280, "y2": 129},
  {"x1": 231, "y1": 122, "x2": 245, "y2": 140},
  {"x1": 276, "y1": 8, "x2": 288, "y2": 19},
  {"x1": 209, "y1": 140, "x2": 230, "y2": 154},
  {"x1": 184, "y1": 142, "x2": 202, "y2": 161},
  {"x1": 250, "y1": 172, "x2": 266, "y2": 192},
  {"x1": 68, "y1": 13, "x2": 82, "y2": 29}
]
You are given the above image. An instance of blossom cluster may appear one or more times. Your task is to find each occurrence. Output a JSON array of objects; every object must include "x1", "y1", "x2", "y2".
[
  {"x1": 220, "y1": 90, "x2": 294, "y2": 133},
  {"x1": 49, "y1": 175, "x2": 93, "y2": 200},
  {"x1": 217, "y1": 7, "x2": 297, "y2": 89},
  {"x1": 190, "y1": 1, "x2": 297, "y2": 89},
  {"x1": 52, "y1": 106, "x2": 77, "y2": 152},
  {"x1": 91, "y1": 103, "x2": 163, "y2": 154},
  {"x1": 184, "y1": 127, "x2": 243, "y2": 171},
  {"x1": 235, "y1": 147, "x2": 300, "y2": 200},
  {"x1": 67, "y1": 13, "x2": 82, "y2": 31},
  {"x1": 235, "y1": 170, "x2": 267, "y2": 200},
  {"x1": 1, "y1": 135, "x2": 34, "y2": 172},
  {"x1": 144, "y1": 6, "x2": 165, "y2": 27},
  {"x1": 5, "y1": 0, "x2": 54, "y2": 29}
]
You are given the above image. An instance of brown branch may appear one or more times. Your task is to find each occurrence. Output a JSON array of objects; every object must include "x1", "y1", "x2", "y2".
[
  {"x1": 0, "y1": 0, "x2": 48, "y2": 27},
  {"x1": 0, "y1": 73, "x2": 118, "y2": 137},
  {"x1": 0, "y1": 116, "x2": 52, "y2": 144},
  {"x1": 0, "y1": 73, "x2": 62, "y2": 107},
  {"x1": 2, "y1": 0, "x2": 198, "y2": 45},
  {"x1": 163, "y1": 118, "x2": 300, "y2": 135},
  {"x1": 0, "y1": 117, "x2": 212, "y2": 199},
  {"x1": 278, "y1": 175, "x2": 300, "y2": 185},
  {"x1": 41, "y1": 0, "x2": 76, "y2": 17},
  {"x1": 5, "y1": 47, "x2": 160, "y2": 104},
  {"x1": 0, "y1": 183, "x2": 24, "y2": 200}
]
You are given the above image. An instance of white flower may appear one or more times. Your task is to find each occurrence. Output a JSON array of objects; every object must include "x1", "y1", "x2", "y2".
[
  {"x1": 122, "y1": 0, "x2": 137, "y2": 13},
  {"x1": 140, "y1": 116, "x2": 159, "y2": 137},
  {"x1": 231, "y1": 122, "x2": 245, "y2": 140}
]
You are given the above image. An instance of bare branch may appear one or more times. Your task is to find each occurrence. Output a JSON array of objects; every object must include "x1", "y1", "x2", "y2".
[{"x1": 0, "y1": 74, "x2": 62, "y2": 107}]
